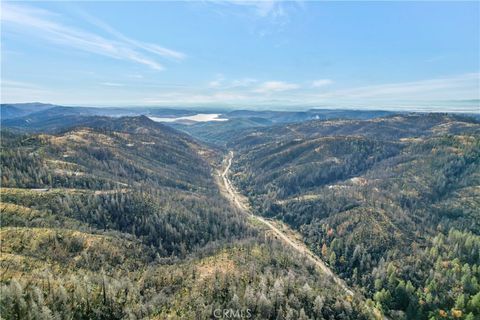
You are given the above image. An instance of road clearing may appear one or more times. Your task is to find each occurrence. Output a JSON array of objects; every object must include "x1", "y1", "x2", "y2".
[
  {"x1": 220, "y1": 151, "x2": 354, "y2": 295},
  {"x1": 219, "y1": 151, "x2": 388, "y2": 320}
]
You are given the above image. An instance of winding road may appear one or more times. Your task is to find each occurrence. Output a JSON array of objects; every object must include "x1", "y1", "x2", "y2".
[
  {"x1": 220, "y1": 151, "x2": 355, "y2": 296},
  {"x1": 218, "y1": 151, "x2": 387, "y2": 319}
]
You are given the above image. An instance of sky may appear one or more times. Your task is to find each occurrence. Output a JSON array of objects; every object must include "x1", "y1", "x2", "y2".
[{"x1": 1, "y1": 1, "x2": 479, "y2": 112}]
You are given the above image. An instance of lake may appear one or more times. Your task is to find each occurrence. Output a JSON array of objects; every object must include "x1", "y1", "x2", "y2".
[{"x1": 149, "y1": 113, "x2": 228, "y2": 123}]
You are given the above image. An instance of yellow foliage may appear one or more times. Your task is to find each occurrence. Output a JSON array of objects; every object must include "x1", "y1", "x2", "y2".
[
  {"x1": 451, "y1": 309, "x2": 462, "y2": 318},
  {"x1": 438, "y1": 309, "x2": 447, "y2": 317},
  {"x1": 321, "y1": 243, "x2": 328, "y2": 257}
]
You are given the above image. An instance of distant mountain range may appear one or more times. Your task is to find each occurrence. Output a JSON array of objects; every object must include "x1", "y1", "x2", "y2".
[{"x1": 3, "y1": 102, "x2": 478, "y2": 135}]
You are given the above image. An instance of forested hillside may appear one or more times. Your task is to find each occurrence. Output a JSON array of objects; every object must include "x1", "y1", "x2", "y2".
[
  {"x1": 0, "y1": 115, "x2": 371, "y2": 319},
  {"x1": 229, "y1": 114, "x2": 480, "y2": 319}
]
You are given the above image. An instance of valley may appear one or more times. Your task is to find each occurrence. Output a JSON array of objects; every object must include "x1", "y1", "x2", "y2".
[
  {"x1": 1, "y1": 104, "x2": 479, "y2": 319},
  {"x1": 220, "y1": 151, "x2": 355, "y2": 298}
]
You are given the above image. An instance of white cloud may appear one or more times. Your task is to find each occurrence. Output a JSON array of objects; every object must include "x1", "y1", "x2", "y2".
[
  {"x1": 253, "y1": 1, "x2": 284, "y2": 18},
  {"x1": 208, "y1": 80, "x2": 223, "y2": 88},
  {"x1": 217, "y1": 0, "x2": 283, "y2": 18},
  {"x1": 312, "y1": 79, "x2": 333, "y2": 87},
  {"x1": 207, "y1": 77, "x2": 258, "y2": 89},
  {"x1": 314, "y1": 73, "x2": 479, "y2": 100},
  {"x1": 1, "y1": 80, "x2": 51, "y2": 103},
  {"x1": 144, "y1": 91, "x2": 248, "y2": 104},
  {"x1": 220, "y1": 0, "x2": 305, "y2": 19},
  {"x1": 209, "y1": 0, "x2": 301, "y2": 37},
  {"x1": 76, "y1": 11, "x2": 186, "y2": 61},
  {"x1": 254, "y1": 81, "x2": 299, "y2": 93},
  {"x1": 208, "y1": 80, "x2": 222, "y2": 88},
  {"x1": 208, "y1": 74, "x2": 225, "y2": 88},
  {"x1": 133, "y1": 43, "x2": 185, "y2": 61},
  {"x1": 1, "y1": 3, "x2": 185, "y2": 71},
  {"x1": 231, "y1": 78, "x2": 258, "y2": 87},
  {"x1": 1, "y1": 80, "x2": 42, "y2": 89},
  {"x1": 100, "y1": 82, "x2": 124, "y2": 87}
]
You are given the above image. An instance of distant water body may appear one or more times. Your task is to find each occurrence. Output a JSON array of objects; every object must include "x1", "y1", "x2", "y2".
[{"x1": 149, "y1": 113, "x2": 228, "y2": 123}]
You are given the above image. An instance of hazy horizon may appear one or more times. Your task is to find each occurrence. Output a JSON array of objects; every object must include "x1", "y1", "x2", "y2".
[{"x1": 2, "y1": 100, "x2": 480, "y2": 114}]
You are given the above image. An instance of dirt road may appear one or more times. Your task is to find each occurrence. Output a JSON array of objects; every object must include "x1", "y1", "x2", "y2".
[
  {"x1": 220, "y1": 151, "x2": 354, "y2": 296},
  {"x1": 219, "y1": 151, "x2": 387, "y2": 319}
]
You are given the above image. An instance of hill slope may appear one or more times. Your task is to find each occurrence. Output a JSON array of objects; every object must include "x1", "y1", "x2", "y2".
[
  {"x1": 1, "y1": 116, "x2": 373, "y2": 319},
  {"x1": 228, "y1": 114, "x2": 480, "y2": 319}
]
